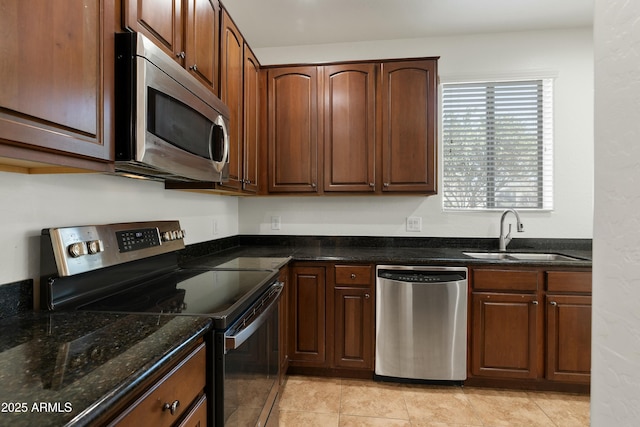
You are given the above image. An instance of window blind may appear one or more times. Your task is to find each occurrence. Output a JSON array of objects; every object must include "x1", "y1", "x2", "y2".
[{"x1": 442, "y1": 79, "x2": 553, "y2": 210}]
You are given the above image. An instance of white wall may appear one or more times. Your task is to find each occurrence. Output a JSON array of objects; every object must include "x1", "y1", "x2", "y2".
[
  {"x1": 240, "y1": 28, "x2": 594, "y2": 239},
  {"x1": 592, "y1": 0, "x2": 640, "y2": 424},
  {"x1": 0, "y1": 172, "x2": 239, "y2": 285}
]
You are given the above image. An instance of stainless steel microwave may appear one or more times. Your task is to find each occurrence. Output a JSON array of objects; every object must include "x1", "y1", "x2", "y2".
[{"x1": 114, "y1": 32, "x2": 230, "y2": 182}]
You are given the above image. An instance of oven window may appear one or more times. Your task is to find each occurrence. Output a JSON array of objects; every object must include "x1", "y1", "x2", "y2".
[{"x1": 147, "y1": 88, "x2": 213, "y2": 159}]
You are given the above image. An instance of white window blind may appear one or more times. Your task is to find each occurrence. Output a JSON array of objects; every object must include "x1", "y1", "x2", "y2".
[{"x1": 442, "y1": 79, "x2": 553, "y2": 210}]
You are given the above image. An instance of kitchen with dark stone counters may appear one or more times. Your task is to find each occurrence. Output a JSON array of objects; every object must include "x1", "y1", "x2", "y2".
[{"x1": 0, "y1": 236, "x2": 591, "y2": 426}]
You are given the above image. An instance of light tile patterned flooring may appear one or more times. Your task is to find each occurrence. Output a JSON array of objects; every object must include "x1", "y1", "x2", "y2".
[{"x1": 272, "y1": 376, "x2": 590, "y2": 427}]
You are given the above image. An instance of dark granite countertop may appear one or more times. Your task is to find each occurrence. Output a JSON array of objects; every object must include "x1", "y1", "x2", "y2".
[
  {"x1": 181, "y1": 235, "x2": 592, "y2": 269},
  {"x1": 0, "y1": 311, "x2": 211, "y2": 427}
]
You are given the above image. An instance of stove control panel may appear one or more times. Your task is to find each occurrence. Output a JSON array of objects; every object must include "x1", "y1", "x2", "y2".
[{"x1": 42, "y1": 221, "x2": 185, "y2": 277}]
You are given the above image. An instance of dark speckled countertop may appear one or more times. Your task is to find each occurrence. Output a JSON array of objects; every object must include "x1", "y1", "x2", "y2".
[
  {"x1": 0, "y1": 311, "x2": 211, "y2": 427},
  {"x1": 180, "y1": 235, "x2": 592, "y2": 268}
]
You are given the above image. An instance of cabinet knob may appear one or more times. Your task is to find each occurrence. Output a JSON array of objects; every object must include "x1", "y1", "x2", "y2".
[
  {"x1": 311, "y1": 183, "x2": 317, "y2": 188},
  {"x1": 163, "y1": 400, "x2": 180, "y2": 415},
  {"x1": 369, "y1": 183, "x2": 375, "y2": 188},
  {"x1": 550, "y1": 301, "x2": 558, "y2": 306},
  {"x1": 383, "y1": 183, "x2": 390, "y2": 187},
  {"x1": 532, "y1": 300, "x2": 539, "y2": 305},
  {"x1": 351, "y1": 273, "x2": 356, "y2": 279},
  {"x1": 189, "y1": 64, "x2": 198, "y2": 71},
  {"x1": 176, "y1": 51, "x2": 185, "y2": 59},
  {"x1": 365, "y1": 293, "x2": 370, "y2": 299}
]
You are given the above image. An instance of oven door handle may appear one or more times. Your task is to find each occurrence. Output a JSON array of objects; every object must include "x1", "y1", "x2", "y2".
[{"x1": 224, "y1": 282, "x2": 283, "y2": 353}]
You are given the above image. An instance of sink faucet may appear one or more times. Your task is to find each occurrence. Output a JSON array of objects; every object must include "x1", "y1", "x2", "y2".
[{"x1": 499, "y1": 209, "x2": 524, "y2": 251}]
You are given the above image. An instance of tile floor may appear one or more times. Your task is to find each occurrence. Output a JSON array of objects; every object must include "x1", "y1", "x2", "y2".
[{"x1": 273, "y1": 376, "x2": 590, "y2": 427}]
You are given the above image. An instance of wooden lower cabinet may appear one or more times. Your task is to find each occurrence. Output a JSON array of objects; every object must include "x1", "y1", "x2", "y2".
[
  {"x1": 289, "y1": 265, "x2": 326, "y2": 365},
  {"x1": 108, "y1": 342, "x2": 207, "y2": 427},
  {"x1": 546, "y1": 294, "x2": 592, "y2": 383},
  {"x1": 288, "y1": 263, "x2": 374, "y2": 376},
  {"x1": 469, "y1": 267, "x2": 592, "y2": 390},
  {"x1": 471, "y1": 292, "x2": 541, "y2": 379},
  {"x1": 333, "y1": 286, "x2": 374, "y2": 370}
]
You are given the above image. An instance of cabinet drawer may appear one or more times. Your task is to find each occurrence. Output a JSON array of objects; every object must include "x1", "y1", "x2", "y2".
[
  {"x1": 546, "y1": 271, "x2": 592, "y2": 293},
  {"x1": 472, "y1": 269, "x2": 538, "y2": 292},
  {"x1": 335, "y1": 265, "x2": 372, "y2": 287},
  {"x1": 111, "y1": 342, "x2": 206, "y2": 427}
]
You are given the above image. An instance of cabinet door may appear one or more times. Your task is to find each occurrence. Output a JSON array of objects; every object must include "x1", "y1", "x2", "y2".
[
  {"x1": 243, "y1": 45, "x2": 261, "y2": 193},
  {"x1": 289, "y1": 266, "x2": 326, "y2": 365},
  {"x1": 220, "y1": 9, "x2": 244, "y2": 189},
  {"x1": 0, "y1": 0, "x2": 113, "y2": 167},
  {"x1": 267, "y1": 66, "x2": 320, "y2": 192},
  {"x1": 380, "y1": 60, "x2": 437, "y2": 193},
  {"x1": 333, "y1": 287, "x2": 374, "y2": 369},
  {"x1": 124, "y1": 0, "x2": 183, "y2": 63},
  {"x1": 471, "y1": 292, "x2": 541, "y2": 379},
  {"x1": 546, "y1": 294, "x2": 592, "y2": 384},
  {"x1": 184, "y1": 0, "x2": 219, "y2": 92},
  {"x1": 323, "y1": 64, "x2": 376, "y2": 192}
]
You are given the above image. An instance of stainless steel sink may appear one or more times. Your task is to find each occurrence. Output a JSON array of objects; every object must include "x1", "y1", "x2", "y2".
[{"x1": 463, "y1": 252, "x2": 584, "y2": 262}]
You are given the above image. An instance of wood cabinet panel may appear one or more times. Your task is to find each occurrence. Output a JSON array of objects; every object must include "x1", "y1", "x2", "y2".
[
  {"x1": 471, "y1": 292, "x2": 541, "y2": 379},
  {"x1": 125, "y1": 0, "x2": 183, "y2": 61},
  {"x1": 380, "y1": 60, "x2": 437, "y2": 193},
  {"x1": 0, "y1": 0, "x2": 113, "y2": 167},
  {"x1": 546, "y1": 294, "x2": 592, "y2": 383},
  {"x1": 289, "y1": 266, "x2": 326, "y2": 364},
  {"x1": 110, "y1": 343, "x2": 206, "y2": 427},
  {"x1": 323, "y1": 64, "x2": 376, "y2": 192},
  {"x1": 185, "y1": 0, "x2": 219, "y2": 91},
  {"x1": 242, "y1": 45, "x2": 261, "y2": 193},
  {"x1": 268, "y1": 66, "x2": 320, "y2": 192},
  {"x1": 546, "y1": 271, "x2": 592, "y2": 293},
  {"x1": 473, "y1": 269, "x2": 539, "y2": 292},
  {"x1": 334, "y1": 265, "x2": 373, "y2": 287},
  {"x1": 333, "y1": 287, "x2": 373, "y2": 369},
  {"x1": 177, "y1": 395, "x2": 207, "y2": 427},
  {"x1": 220, "y1": 9, "x2": 244, "y2": 187}
]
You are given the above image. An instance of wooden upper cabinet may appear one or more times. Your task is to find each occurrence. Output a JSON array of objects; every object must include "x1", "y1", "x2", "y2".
[
  {"x1": 380, "y1": 60, "x2": 437, "y2": 193},
  {"x1": 243, "y1": 45, "x2": 262, "y2": 193},
  {"x1": 185, "y1": 0, "x2": 219, "y2": 92},
  {"x1": 0, "y1": 0, "x2": 114, "y2": 170},
  {"x1": 220, "y1": 9, "x2": 244, "y2": 188},
  {"x1": 124, "y1": 0, "x2": 184, "y2": 63},
  {"x1": 267, "y1": 66, "x2": 320, "y2": 193},
  {"x1": 124, "y1": 0, "x2": 219, "y2": 93},
  {"x1": 323, "y1": 64, "x2": 376, "y2": 192}
]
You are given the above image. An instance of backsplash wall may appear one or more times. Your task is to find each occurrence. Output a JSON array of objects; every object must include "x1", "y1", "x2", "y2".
[{"x1": 0, "y1": 172, "x2": 239, "y2": 285}]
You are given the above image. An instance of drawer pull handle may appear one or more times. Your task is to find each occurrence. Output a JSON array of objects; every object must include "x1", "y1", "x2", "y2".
[{"x1": 163, "y1": 400, "x2": 180, "y2": 415}]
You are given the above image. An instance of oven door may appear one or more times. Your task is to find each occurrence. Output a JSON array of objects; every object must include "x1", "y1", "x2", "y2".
[{"x1": 215, "y1": 282, "x2": 282, "y2": 427}]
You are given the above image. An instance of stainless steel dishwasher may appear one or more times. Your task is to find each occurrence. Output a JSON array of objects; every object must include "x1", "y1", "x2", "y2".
[{"x1": 375, "y1": 265, "x2": 468, "y2": 382}]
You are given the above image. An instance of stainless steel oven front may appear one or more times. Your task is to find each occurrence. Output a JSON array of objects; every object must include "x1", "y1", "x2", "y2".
[{"x1": 215, "y1": 282, "x2": 282, "y2": 427}]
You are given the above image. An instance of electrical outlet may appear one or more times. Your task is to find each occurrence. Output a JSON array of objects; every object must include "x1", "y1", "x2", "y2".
[
  {"x1": 406, "y1": 216, "x2": 422, "y2": 232},
  {"x1": 212, "y1": 219, "x2": 219, "y2": 235},
  {"x1": 271, "y1": 216, "x2": 281, "y2": 230}
]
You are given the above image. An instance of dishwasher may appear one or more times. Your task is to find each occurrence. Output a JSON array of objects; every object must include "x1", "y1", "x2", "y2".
[{"x1": 375, "y1": 265, "x2": 468, "y2": 382}]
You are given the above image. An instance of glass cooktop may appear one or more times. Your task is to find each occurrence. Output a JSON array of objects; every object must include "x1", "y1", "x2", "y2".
[{"x1": 80, "y1": 268, "x2": 278, "y2": 329}]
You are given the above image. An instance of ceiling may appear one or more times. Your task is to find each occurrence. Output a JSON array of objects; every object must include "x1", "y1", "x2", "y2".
[{"x1": 222, "y1": 0, "x2": 594, "y2": 49}]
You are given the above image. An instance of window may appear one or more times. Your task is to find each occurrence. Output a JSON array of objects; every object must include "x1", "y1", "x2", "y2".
[{"x1": 442, "y1": 79, "x2": 553, "y2": 210}]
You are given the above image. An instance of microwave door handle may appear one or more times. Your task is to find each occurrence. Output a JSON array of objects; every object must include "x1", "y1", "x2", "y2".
[
  {"x1": 224, "y1": 283, "x2": 283, "y2": 353},
  {"x1": 209, "y1": 119, "x2": 229, "y2": 174}
]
